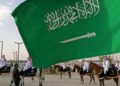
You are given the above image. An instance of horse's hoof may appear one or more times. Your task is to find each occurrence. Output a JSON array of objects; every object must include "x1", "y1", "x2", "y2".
[{"x1": 32, "y1": 77, "x2": 34, "y2": 80}]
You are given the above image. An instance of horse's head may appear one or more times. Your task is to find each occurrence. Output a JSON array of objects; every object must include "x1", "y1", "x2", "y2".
[
  {"x1": 73, "y1": 64, "x2": 81, "y2": 72},
  {"x1": 54, "y1": 65, "x2": 62, "y2": 70},
  {"x1": 73, "y1": 64, "x2": 79, "y2": 68}
]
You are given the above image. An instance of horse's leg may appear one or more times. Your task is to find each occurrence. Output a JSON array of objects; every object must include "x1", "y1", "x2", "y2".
[
  {"x1": 10, "y1": 78, "x2": 13, "y2": 86},
  {"x1": 99, "y1": 80, "x2": 102, "y2": 86},
  {"x1": 101, "y1": 79, "x2": 104, "y2": 86},
  {"x1": 68, "y1": 71, "x2": 71, "y2": 79},
  {"x1": 60, "y1": 72, "x2": 62, "y2": 79},
  {"x1": 80, "y1": 75, "x2": 84, "y2": 84},
  {"x1": 92, "y1": 75, "x2": 95, "y2": 84},
  {"x1": 91, "y1": 74, "x2": 95, "y2": 84},
  {"x1": 89, "y1": 75, "x2": 92, "y2": 84},
  {"x1": 21, "y1": 76, "x2": 24, "y2": 86},
  {"x1": 113, "y1": 78, "x2": 119, "y2": 86},
  {"x1": 23, "y1": 76, "x2": 25, "y2": 86}
]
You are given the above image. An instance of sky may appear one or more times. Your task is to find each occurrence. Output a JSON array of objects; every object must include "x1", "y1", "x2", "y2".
[{"x1": 0, "y1": 0, "x2": 29, "y2": 60}]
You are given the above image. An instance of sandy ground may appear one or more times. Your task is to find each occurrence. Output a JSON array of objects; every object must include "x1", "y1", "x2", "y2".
[{"x1": 0, "y1": 72, "x2": 119, "y2": 86}]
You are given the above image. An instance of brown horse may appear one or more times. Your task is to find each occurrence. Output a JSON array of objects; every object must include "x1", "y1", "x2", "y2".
[
  {"x1": 73, "y1": 64, "x2": 95, "y2": 84},
  {"x1": 90, "y1": 62, "x2": 119, "y2": 86},
  {"x1": 54, "y1": 65, "x2": 71, "y2": 79}
]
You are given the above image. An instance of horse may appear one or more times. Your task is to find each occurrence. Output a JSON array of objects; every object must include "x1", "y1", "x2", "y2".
[
  {"x1": 73, "y1": 64, "x2": 95, "y2": 84},
  {"x1": 54, "y1": 65, "x2": 72, "y2": 79},
  {"x1": 19, "y1": 67, "x2": 37, "y2": 86},
  {"x1": 89, "y1": 62, "x2": 119, "y2": 86},
  {"x1": 0, "y1": 63, "x2": 13, "y2": 75}
]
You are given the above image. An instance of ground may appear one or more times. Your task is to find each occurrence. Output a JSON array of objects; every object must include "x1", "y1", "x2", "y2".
[{"x1": 0, "y1": 72, "x2": 119, "y2": 86}]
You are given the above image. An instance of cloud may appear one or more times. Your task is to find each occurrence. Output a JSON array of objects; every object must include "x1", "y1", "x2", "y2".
[
  {"x1": 8, "y1": 2, "x2": 13, "y2": 6},
  {"x1": 0, "y1": 5, "x2": 11, "y2": 19},
  {"x1": 0, "y1": 5, "x2": 12, "y2": 28},
  {"x1": 0, "y1": 22, "x2": 4, "y2": 27}
]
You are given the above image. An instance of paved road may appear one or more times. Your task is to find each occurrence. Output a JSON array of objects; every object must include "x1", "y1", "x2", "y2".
[{"x1": 0, "y1": 72, "x2": 119, "y2": 86}]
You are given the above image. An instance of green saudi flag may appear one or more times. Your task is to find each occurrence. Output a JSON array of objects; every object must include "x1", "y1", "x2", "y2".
[{"x1": 12, "y1": 0, "x2": 120, "y2": 68}]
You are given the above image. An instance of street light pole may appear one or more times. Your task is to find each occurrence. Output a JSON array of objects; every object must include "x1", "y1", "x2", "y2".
[
  {"x1": 0, "y1": 41, "x2": 3, "y2": 58},
  {"x1": 12, "y1": 52, "x2": 16, "y2": 60},
  {"x1": 14, "y1": 42, "x2": 23, "y2": 63}
]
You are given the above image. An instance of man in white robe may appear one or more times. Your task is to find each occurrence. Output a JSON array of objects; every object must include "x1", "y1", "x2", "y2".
[
  {"x1": 102, "y1": 56, "x2": 110, "y2": 76},
  {"x1": 83, "y1": 60, "x2": 89, "y2": 73},
  {"x1": 21, "y1": 57, "x2": 32, "y2": 75},
  {"x1": 23, "y1": 58, "x2": 32, "y2": 71},
  {"x1": 115, "y1": 60, "x2": 120, "y2": 72}
]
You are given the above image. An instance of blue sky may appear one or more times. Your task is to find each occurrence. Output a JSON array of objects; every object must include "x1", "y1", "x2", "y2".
[{"x1": 0, "y1": 0, "x2": 28, "y2": 60}]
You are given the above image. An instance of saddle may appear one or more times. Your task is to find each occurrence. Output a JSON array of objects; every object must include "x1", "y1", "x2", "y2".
[
  {"x1": 57, "y1": 66, "x2": 71, "y2": 72},
  {"x1": 98, "y1": 66, "x2": 118, "y2": 79},
  {"x1": 108, "y1": 67, "x2": 118, "y2": 77},
  {"x1": 27, "y1": 68, "x2": 37, "y2": 76},
  {"x1": 80, "y1": 67, "x2": 92, "y2": 75},
  {"x1": 20, "y1": 68, "x2": 37, "y2": 76},
  {"x1": 63, "y1": 67, "x2": 71, "y2": 72}
]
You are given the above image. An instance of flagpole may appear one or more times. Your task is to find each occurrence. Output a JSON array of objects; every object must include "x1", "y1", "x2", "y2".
[{"x1": 12, "y1": 52, "x2": 16, "y2": 60}]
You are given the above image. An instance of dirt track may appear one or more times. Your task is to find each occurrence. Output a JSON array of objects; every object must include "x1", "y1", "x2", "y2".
[{"x1": 0, "y1": 72, "x2": 119, "y2": 86}]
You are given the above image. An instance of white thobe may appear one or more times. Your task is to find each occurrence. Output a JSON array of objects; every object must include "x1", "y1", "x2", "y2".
[
  {"x1": 103, "y1": 60, "x2": 110, "y2": 74},
  {"x1": 115, "y1": 63, "x2": 120, "y2": 71},
  {"x1": 23, "y1": 61, "x2": 32, "y2": 71},
  {"x1": 59, "y1": 63, "x2": 66, "y2": 69},
  {"x1": 83, "y1": 62, "x2": 89, "y2": 72}
]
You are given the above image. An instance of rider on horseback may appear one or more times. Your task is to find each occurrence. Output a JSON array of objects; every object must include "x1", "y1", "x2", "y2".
[
  {"x1": 23, "y1": 58, "x2": 32, "y2": 70},
  {"x1": 102, "y1": 56, "x2": 110, "y2": 77},
  {"x1": 81, "y1": 59, "x2": 90, "y2": 74},
  {"x1": 58, "y1": 63, "x2": 67, "y2": 72},
  {"x1": 0, "y1": 55, "x2": 7, "y2": 74},
  {"x1": 60, "y1": 63, "x2": 67, "y2": 69},
  {"x1": 115, "y1": 60, "x2": 120, "y2": 73},
  {"x1": 21, "y1": 57, "x2": 33, "y2": 76}
]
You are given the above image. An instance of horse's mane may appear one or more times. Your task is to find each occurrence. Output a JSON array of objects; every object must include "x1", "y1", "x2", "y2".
[
  {"x1": 90, "y1": 62, "x2": 102, "y2": 68},
  {"x1": 74, "y1": 64, "x2": 81, "y2": 68},
  {"x1": 54, "y1": 65, "x2": 62, "y2": 69},
  {"x1": 73, "y1": 64, "x2": 81, "y2": 72}
]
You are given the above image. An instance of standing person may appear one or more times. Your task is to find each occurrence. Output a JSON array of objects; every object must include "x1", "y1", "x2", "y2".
[
  {"x1": 102, "y1": 56, "x2": 110, "y2": 77},
  {"x1": 0, "y1": 55, "x2": 7, "y2": 74},
  {"x1": 12, "y1": 63, "x2": 21, "y2": 86}
]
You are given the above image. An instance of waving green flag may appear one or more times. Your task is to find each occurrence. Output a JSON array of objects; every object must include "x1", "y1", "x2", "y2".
[{"x1": 12, "y1": 0, "x2": 120, "y2": 68}]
